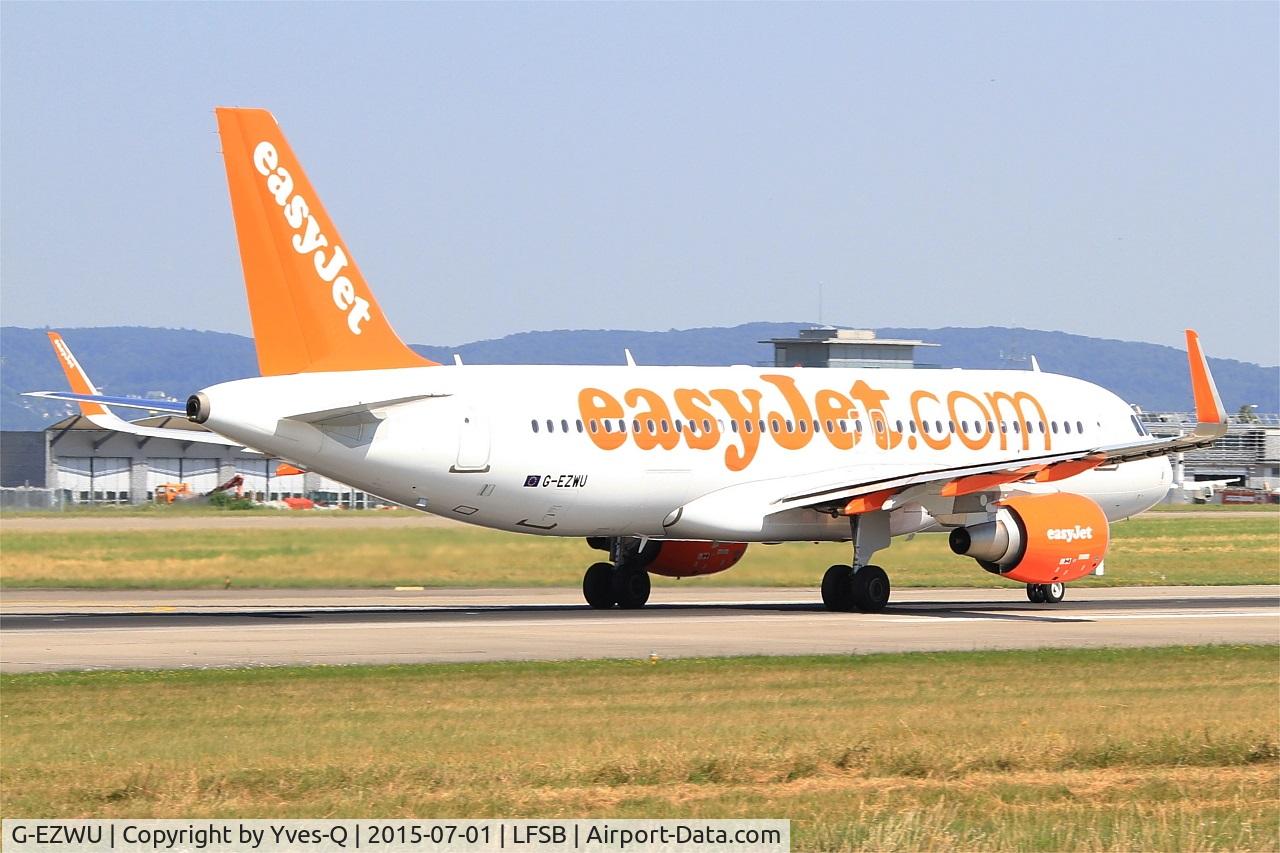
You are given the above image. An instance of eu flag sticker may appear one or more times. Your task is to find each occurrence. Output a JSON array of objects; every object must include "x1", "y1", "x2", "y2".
[{"x1": 523, "y1": 475, "x2": 541, "y2": 487}]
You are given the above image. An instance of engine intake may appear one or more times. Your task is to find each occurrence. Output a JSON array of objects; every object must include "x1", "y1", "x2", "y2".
[
  {"x1": 949, "y1": 492, "x2": 1109, "y2": 584},
  {"x1": 187, "y1": 392, "x2": 210, "y2": 424}
]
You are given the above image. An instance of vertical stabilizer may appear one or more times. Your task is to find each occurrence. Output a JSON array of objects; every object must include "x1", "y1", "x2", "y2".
[{"x1": 215, "y1": 108, "x2": 436, "y2": 376}]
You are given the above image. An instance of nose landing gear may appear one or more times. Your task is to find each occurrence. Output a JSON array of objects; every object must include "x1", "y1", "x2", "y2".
[{"x1": 1026, "y1": 582, "x2": 1065, "y2": 604}]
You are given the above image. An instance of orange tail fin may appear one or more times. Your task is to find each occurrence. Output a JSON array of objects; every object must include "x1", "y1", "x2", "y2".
[{"x1": 215, "y1": 108, "x2": 436, "y2": 376}]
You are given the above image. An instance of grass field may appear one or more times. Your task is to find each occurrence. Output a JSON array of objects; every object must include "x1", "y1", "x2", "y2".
[
  {"x1": 2, "y1": 646, "x2": 1276, "y2": 850},
  {"x1": 1, "y1": 514, "x2": 1276, "y2": 589}
]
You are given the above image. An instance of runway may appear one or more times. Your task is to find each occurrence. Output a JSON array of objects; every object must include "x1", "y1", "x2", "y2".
[{"x1": 2, "y1": 585, "x2": 1276, "y2": 672}]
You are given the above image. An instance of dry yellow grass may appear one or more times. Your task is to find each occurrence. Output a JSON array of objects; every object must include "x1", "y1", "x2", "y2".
[
  {"x1": 2, "y1": 646, "x2": 1277, "y2": 850},
  {"x1": 1, "y1": 515, "x2": 1276, "y2": 589}
]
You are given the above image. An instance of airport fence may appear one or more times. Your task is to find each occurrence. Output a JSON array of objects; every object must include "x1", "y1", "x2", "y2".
[{"x1": 0, "y1": 486, "x2": 66, "y2": 510}]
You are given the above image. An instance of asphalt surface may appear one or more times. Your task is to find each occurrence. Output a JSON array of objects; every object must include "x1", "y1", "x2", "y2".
[{"x1": 2, "y1": 585, "x2": 1276, "y2": 672}]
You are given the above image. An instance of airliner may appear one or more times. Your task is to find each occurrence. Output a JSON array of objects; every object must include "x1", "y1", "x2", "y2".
[{"x1": 28, "y1": 108, "x2": 1227, "y2": 612}]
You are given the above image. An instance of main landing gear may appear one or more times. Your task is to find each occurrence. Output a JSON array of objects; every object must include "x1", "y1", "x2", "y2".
[
  {"x1": 821, "y1": 564, "x2": 890, "y2": 612},
  {"x1": 1026, "y1": 582, "x2": 1065, "y2": 604},
  {"x1": 821, "y1": 510, "x2": 893, "y2": 613},
  {"x1": 582, "y1": 538, "x2": 652, "y2": 610}
]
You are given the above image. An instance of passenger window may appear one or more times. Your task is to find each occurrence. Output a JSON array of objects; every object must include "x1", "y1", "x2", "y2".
[
  {"x1": 948, "y1": 420, "x2": 955, "y2": 434},
  {"x1": 771, "y1": 419, "x2": 781, "y2": 432},
  {"x1": 618, "y1": 419, "x2": 626, "y2": 432},
  {"x1": 604, "y1": 421, "x2": 613, "y2": 433},
  {"x1": 561, "y1": 419, "x2": 569, "y2": 433},
  {"x1": 825, "y1": 419, "x2": 834, "y2": 433},
  {"x1": 961, "y1": 420, "x2": 969, "y2": 433},
  {"x1": 1052, "y1": 421, "x2": 1059, "y2": 434},
  {"x1": 785, "y1": 419, "x2": 793, "y2": 432},
  {"x1": 660, "y1": 420, "x2": 669, "y2": 433},
  {"x1": 731, "y1": 420, "x2": 739, "y2": 433},
  {"x1": 987, "y1": 420, "x2": 995, "y2": 433},
  {"x1": 674, "y1": 419, "x2": 683, "y2": 432},
  {"x1": 577, "y1": 420, "x2": 584, "y2": 433},
  {"x1": 1077, "y1": 421, "x2": 1084, "y2": 434},
  {"x1": 704, "y1": 419, "x2": 712, "y2": 433},
  {"x1": 744, "y1": 419, "x2": 754, "y2": 433},
  {"x1": 1001, "y1": 422, "x2": 1008, "y2": 433},
  {"x1": 895, "y1": 420, "x2": 903, "y2": 433},
  {"x1": 531, "y1": 419, "x2": 539, "y2": 433},
  {"x1": 589, "y1": 420, "x2": 597, "y2": 433},
  {"x1": 1064, "y1": 421, "x2": 1072, "y2": 434},
  {"x1": 646, "y1": 419, "x2": 656, "y2": 433},
  {"x1": 799, "y1": 419, "x2": 808, "y2": 433},
  {"x1": 1013, "y1": 421, "x2": 1020, "y2": 434},
  {"x1": 546, "y1": 419, "x2": 554, "y2": 432},
  {"x1": 875, "y1": 420, "x2": 885, "y2": 434}
]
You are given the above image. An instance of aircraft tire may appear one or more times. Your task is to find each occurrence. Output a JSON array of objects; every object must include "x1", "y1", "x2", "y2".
[
  {"x1": 1042, "y1": 582, "x2": 1065, "y2": 603},
  {"x1": 821, "y1": 564, "x2": 855, "y2": 612},
  {"x1": 851, "y1": 565, "x2": 890, "y2": 613},
  {"x1": 613, "y1": 568, "x2": 651, "y2": 609},
  {"x1": 1026, "y1": 583, "x2": 1046, "y2": 603},
  {"x1": 583, "y1": 562, "x2": 616, "y2": 609}
]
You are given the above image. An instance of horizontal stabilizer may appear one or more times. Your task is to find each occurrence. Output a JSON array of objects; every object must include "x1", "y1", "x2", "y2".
[{"x1": 24, "y1": 390, "x2": 188, "y2": 414}]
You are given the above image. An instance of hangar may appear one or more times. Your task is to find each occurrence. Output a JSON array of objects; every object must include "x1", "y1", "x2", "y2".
[{"x1": 2, "y1": 414, "x2": 382, "y2": 507}]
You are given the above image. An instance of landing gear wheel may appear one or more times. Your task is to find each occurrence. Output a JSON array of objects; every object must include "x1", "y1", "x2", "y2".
[
  {"x1": 1026, "y1": 583, "x2": 1046, "y2": 603},
  {"x1": 1041, "y1": 582, "x2": 1065, "y2": 604},
  {"x1": 583, "y1": 562, "x2": 616, "y2": 609},
  {"x1": 851, "y1": 565, "x2": 891, "y2": 613},
  {"x1": 612, "y1": 569, "x2": 651, "y2": 609},
  {"x1": 822, "y1": 564, "x2": 855, "y2": 612}
]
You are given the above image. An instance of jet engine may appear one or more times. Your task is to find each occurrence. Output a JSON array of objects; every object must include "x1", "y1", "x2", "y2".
[
  {"x1": 644, "y1": 541, "x2": 749, "y2": 578},
  {"x1": 948, "y1": 493, "x2": 1109, "y2": 584}
]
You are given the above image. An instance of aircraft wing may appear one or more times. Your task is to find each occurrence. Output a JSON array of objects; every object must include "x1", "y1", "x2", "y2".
[{"x1": 772, "y1": 329, "x2": 1226, "y2": 515}]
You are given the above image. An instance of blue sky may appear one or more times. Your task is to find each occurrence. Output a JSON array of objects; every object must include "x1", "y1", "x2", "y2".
[{"x1": 2, "y1": 2, "x2": 1276, "y2": 365}]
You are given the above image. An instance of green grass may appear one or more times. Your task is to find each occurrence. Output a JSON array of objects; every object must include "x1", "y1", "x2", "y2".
[
  {"x1": 1149, "y1": 503, "x2": 1279, "y2": 513},
  {"x1": 1, "y1": 515, "x2": 1276, "y2": 589},
  {"x1": 2, "y1": 646, "x2": 1276, "y2": 850}
]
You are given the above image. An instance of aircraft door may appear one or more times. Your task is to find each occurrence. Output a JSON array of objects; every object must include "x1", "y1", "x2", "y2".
[{"x1": 453, "y1": 406, "x2": 491, "y2": 473}]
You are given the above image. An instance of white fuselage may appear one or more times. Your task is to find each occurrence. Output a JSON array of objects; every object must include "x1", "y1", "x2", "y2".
[{"x1": 197, "y1": 365, "x2": 1171, "y2": 541}]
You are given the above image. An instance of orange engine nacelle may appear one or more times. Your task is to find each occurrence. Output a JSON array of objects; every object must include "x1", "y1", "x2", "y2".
[
  {"x1": 948, "y1": 493, "x2": 1110, "y2": 584},
  {"x1": 644, "y1": 541, "x2": 749, "y2": 578}
]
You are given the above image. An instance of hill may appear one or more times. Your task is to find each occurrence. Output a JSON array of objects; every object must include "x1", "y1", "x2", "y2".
[{"x1": 2, "y1": 323, "x2": 1275, "y2": 431}]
